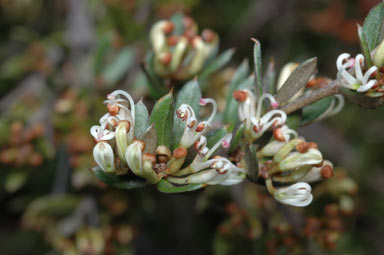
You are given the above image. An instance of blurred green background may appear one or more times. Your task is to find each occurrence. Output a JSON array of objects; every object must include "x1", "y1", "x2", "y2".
[{"x1": 0, "y1": 0, "x2": 383, "y2": 254}]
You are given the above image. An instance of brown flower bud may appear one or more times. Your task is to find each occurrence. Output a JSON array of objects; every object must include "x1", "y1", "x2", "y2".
[
  {"x1": 296, "y1": 141, "x2": 310, "y2": 153},
  {"x1": 321, "y1": 165, "x2": 334, "y2": 179},
  {"x1": 107, "y1": 104, "x2": 119, "y2": 116},
  {"x1": 167, "y1": 35, "x2": 179, "y2": 46},
  {"x1": 160, "y1": 52, "x2": 172, "y2": 65},
  {"x1": 233, "y1": 90, "x2": 247, "y2": 102},
  {"x1": 273, "y1": 128, "x2": 285, "y2": 142},
  {"x1": 155, "y1": 145, "x2": 171, "y2": 163},
  {"x1": 195, "y1": 123, "x2": 205, "y2": 132},
  {"x1": 202, "y1": 28, "x2": 215, "y2": 43},
  {"x1": 163, "y1": 21, "x2": 174, "y2": 34},
  {"x1": 173, "y1": 147, "x2": 187, "y2": 159},
  {"x1": 143, "y1": 153, "x2": 156, "y2": 166},
  {"x1": 308, "y1": 142, "x2": 318, "y2": 149}
]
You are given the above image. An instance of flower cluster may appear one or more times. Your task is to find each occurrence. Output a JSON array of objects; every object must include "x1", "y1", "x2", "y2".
[{"x1": 150, "y1": 16, "x2": 219, "y2": 80}]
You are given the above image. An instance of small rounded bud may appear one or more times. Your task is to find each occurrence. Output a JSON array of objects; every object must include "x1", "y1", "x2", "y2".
[
  {"x1": 233, "y1": 90, "x2": 247, "y2": 102},
  {"x1": 273, "y1": 128, "x2": 285, "y2": 142},
  {"x1": 296, "y1": 141, "x2": 310, "y2": 153},
  {"x1": 202, "y1": 28, "x2": 215, "y2": 43},
  {"x1": 195, "y1": 123, "x2": 205, "y2": 132},
  {"x1": 308, "y1": 142, "x2": 318, "y2": 149},
  {"x1": 143, "y1": 153, "x2": 156, "y2": 165},
  {"x1": 155, "y1": 145, "x2": 171, "y2": 163},
  {"x1": 167, "y1": 35, "x2": 179, "y2": 46},
  {"x1": 160, "y1": 52, "x2": 172, "y2": 65},
  {"x1": 120, "y1": 120, "x2": 131, "y2": 133},
  {"x1": 321, "y1": 165, "x2": 334, "y2": 179},
  {"x1": 163, "y1": 21, "x2": 174, "y2": 34},
  {"x1": 173, "y1": 147, "x2": 187, "y2": 159},
  {"x1": 107, "y1": 104, "x2": 119, "y2": 116}
]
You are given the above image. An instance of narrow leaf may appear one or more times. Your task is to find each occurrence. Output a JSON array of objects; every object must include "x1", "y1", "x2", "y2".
[
  {"x1": 244, "y1": 144, "x2": 259, "y2": 182},
  {"x1": 149, "y1": 90, "x2": 174, "y2": 148},
  {"x1": 94, "y1": 36, "x2": 111, "y2": 75},
  {"x1": 362, "y1": 2, "x2": 384, "y2": 51},
  {"x1": 172, "y1": 79, "x2": 202, "y2": 149},
  {"x1": 358, "y1": 25, "x2": 374, "y2": 68},
  {"x1": 286, "y1": 110, "x2": 302, "y2": 130},
  {"x1": 206, "y1": 127, "x2": 228, "y2": 149},
  {"x1": 141, "y1": 124, "x2": 157, "y2": 154},
  {"x1": 229, "y1": 124, "x2": 245, "y2": 153},
  {"x1": 199, "y1": 48, "x2": 235, "y2": 80},
  {"x1": 92, "y1": 167, "x2": 147, "y2": 189},
  {"x1": 275, "y1": 57, "x2": 317, "y2": 105},
  {"x1": 301, "y1": 97, "x2": 332, "y2": 125},
  {"x1": 340, "y1": 87, "x2": 384, "y2": 109},
  {"x1": 101, "y1": 46, "x2": 134, "y2": 85},
  {"x1": 134, "y1": 99, "x2": 149, "y2": 139},
  {"x1": 157, "y1": 179, "x2": 204, "y2": 193},
  {"x1": 264, "y1": 58, "x2": 276, "y2": 94},
  {"x1": 252, "y1": 38, "x2": 263, "y2": 97}
]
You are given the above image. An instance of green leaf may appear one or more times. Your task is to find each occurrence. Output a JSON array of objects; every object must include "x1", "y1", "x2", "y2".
[
  {"x1": 229, "y1": 124, "x2": 245, "y2": 153},
  {"x1": 252, "y1": 38, "x2": 263, "y2": 97},
  {"x1": 206, "y1": 127, "x2": 228, "y2": 149},
  {"x1": 286, "y1": 110, "x2": 302, "y2": 129},
  {"x1": 93, "y1": 35, "x2": 111, "y2": 75},
  {"x1": 275, "y1": 57, "x2": 317, "y2": 105},
  {"x1": 223, "y1": 60, "x2": 249, "y2": 122},
  {"x1": 199, "y1": 48, "x2": 235, "y2": 81},
  {"x1": 24, "y1": 195, "x2": 80, "y2": 218},
  {"x1": 5, "y1": 171, "x2": 28, "y2": 193},
  {"x1": 101, "y1": 46, "x2": 134, "y2": 85},
  {"x1": 92, "y1": 167, "x2": 147, "y2": 189},
  {"x1": 157, "y1": 179, "x2": 204, "y2": 193},
  {"x1": 340, "y1": 87, "x2": 384, "y2": 109},
  {"x1": 358, "y1": 25, "x2": 374, "y2": 68},
  {"x1": 264, "y1": 58, "x2": 276, "y2": 95},
  {"x1": 141, "y1": 124, "x2": 158, "y2": 153},
  {"x1": 134, "y1": 99, "x2": 149, "y2": 139},
  {"x1": 244, "y1": 144, "x2": 259, "y2": 182},
  {"x1": 223, "y1": 75, "x2": 254, "y2": 129},
  {"x1": 362, "y1": 2, "x2": 384, "y2": 51},
  {"x1": 172, "y1": 79, "x2": 202, "y2": 149},
  {"x1": 170, "y1": 12, "x2": 185, "y2": 36},
  {"x1": 149, "y1": 90, "x2": 174, "y2": 148},
  {"x1": 301, "y1": 97, "x2": 332, "y2": 125}
]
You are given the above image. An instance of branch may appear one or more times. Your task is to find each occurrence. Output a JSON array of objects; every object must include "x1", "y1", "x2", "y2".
[{"x1": 280, "y1": 80, "x2": 340, "y2": 114}]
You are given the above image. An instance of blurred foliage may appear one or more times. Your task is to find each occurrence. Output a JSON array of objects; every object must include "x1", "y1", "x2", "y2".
[{"x1": 0, "y1": 0, "x2": 383, "y2": 254}]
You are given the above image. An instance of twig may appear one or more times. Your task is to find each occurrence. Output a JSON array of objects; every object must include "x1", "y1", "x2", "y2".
[{"x1": 281, "y1": 80, "x2": 340, "y2": 114}]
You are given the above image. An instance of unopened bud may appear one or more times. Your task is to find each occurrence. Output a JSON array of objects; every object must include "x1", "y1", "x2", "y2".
[
  {"x1": 155, "y1": 145, "x2": 171, "y2": 163},
  {"x1": 195, "y1": 123, "x2": 205, "y2": 132},
  {"x1": 373, "y1": 38, "x2": 384, "y2": 68},
  {"x1": 233, "y1": 90, "x2": 247, "y2": 102},
  {"x1": 107, "y1": 104, "x2": 119, "y2": 116},
  {"x1": 296, "y1": 141, "x2": 310, "y2": 153},
  {"x1": 167, "y1": 35, "x2": 179, "y2": 46},
  {"x1": 160, "y1": 52, "x2": 172, "y2": 65},
  {"x1": 273, "y1": 128, "x2": 286, "y2": 142},
  {"x1": 163, "y1": 21, "x2": 174, "y2": 34},
  {"x1": 173, "y1": 147, "x2": 187, "y2": 159},
  {"x1": 308, "y1": 142, "x2": 318, "y2": 149},
  {"x1": 321, "y1": 165, "x2": 334, "y2": 179},
  {"x1": 202, "y1": 28, "x2": 215, "y2": 43}
]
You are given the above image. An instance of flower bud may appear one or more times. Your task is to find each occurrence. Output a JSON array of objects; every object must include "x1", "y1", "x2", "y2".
[
  {"x1": 115, "y1": 121, "x2": 131, "y2": 163},
  {"x1": 173, "y1": 147, "x2": 187, "y2": 159},
  {"x1": 299, "y1": 160, "x2": 333, "y2": 183},
  {"x1": 155, "y1": 145, "x2": 172, "y2": 163},
  {"x1": 373, "y1": 38, "x2": 384, "y2": 68},
  {"x1": 93, "y1": 141, "x2": 115, "y2": 173},
  {"x1": 142, "y1": 153, "x2": 160, "y2": 184},
  {"x1": 279, "y1": 148, "x2": 323, "y2": 171},
  {"x1": 274, "y1": 182, "x2": 313, "y2": 207},
  {"x1": 125, "y1": 140, "x2": 145, "y2": 177}
]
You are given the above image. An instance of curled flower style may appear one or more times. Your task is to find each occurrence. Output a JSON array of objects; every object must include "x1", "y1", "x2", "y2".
[
  {"x1": 90, "y1": 123, "x2": 115, "y2": 143},
  {"x1": 314, "y1": 95, "x2": 344, "y2": 122},
  {"x1": 274, "y1": 182, "x2": 313, "y2": 207},
  {"x1": 299, "y1": 160, "x2": 334, "y2": 183},
  {"x1": 234, "y1": 90, "x2": 286, "y2": 141},
  {"x1": 336, "y1": 53, "x2": 378, "y2": 92},
  {"x1": 176, "y1": 97, "x2": 217, "y2": 148}
]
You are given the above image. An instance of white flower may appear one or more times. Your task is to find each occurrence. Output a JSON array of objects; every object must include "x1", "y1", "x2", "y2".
[
  {"x1": 336, "y1": 53, "x2": 378, "y2": 92},
  {"x1": 104, "y1": 90, "x2": 135, "y2": 125},
  {"x1": 234, "y1": 90, "x2": 286, "y2": 141},
  {"x1": 93, "y1": 142, "x2": 115, "y2": 173},
  {"x1": 90, "y1": 124, "x2": 115, "y2": 142},
  {"x1": 279, "y1": 148, "x2": 322, "y2": 171},
  {"x1": 176, "y1": 97, "x2": 217, "y2": 148},
  {"x1": 274, "y1": 182, "x2": 313, "y2": 207}
]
